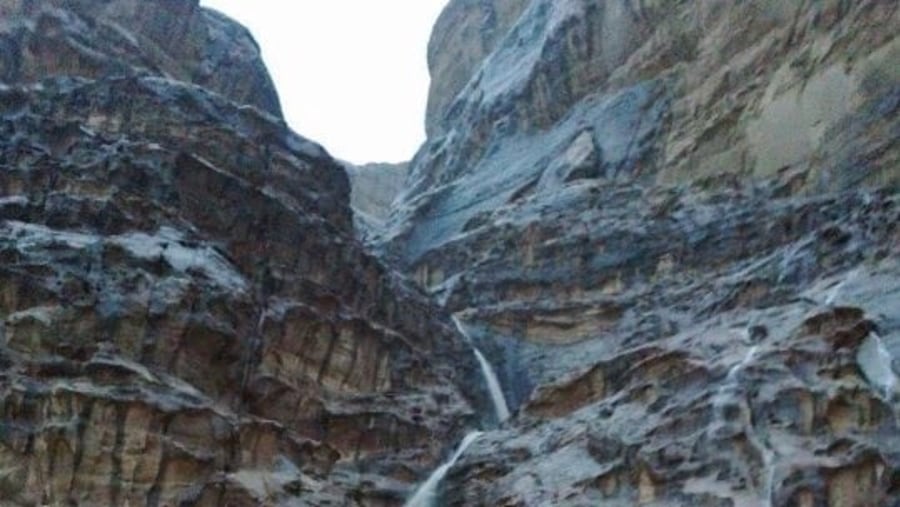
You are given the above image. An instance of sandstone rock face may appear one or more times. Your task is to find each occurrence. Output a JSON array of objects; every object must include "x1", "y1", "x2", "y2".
[
  {"x1": 344, "y1": 162, "x2": 409, "y2": 235},
  {"x1": 0, "y1": 1, "x2": 487, "y2": 505},
  {"x1": 376, "y1": 0, "x2": 900, "y2": 504}
]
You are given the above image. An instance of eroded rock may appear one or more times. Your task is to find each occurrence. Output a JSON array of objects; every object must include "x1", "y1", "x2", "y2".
[
  {"x1": 0, "y1": 1, "x2": 488, "y2": 505},
  {"x1": 370, "y1": 0, "x2": 900, "y2": 505}
]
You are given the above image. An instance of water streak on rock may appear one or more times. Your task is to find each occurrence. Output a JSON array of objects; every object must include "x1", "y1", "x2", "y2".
[
  {"x1": 453, "y1": 316, "x2": 511, "y2": 422},
  {"x1": 405, "y1": 431, "x2": 484, "y2": 507}
]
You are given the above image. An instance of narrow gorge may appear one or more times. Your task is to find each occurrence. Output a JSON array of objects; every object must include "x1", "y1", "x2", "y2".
[{"x1": 1, "y1": 0, "x2": 899, "y2": 506}]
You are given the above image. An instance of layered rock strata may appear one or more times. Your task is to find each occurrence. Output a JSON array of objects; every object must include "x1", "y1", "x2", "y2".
[
  {"x1": 0, "y1": 1, "x2": 485, "y2": 505},
  {"x1": 376, "y1": 0, "x2": 900, "y2": 504},
  {"x1": 0, "y1": 0, "x2": 282, "y2": 117}
]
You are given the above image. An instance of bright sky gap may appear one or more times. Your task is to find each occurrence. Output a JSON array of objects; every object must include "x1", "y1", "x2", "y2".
[{"x1": 200, "y1": 1, "x2": 448, "y2": 165}]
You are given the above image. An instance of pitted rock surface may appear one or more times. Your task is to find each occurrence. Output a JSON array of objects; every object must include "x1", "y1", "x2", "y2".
[
  {"x1": 373, "y1": 0, "x2": 900, "y2": 505},
  {"x1": 0, "y1": 1, "x2": 489, "y2": 505},
  {"x1": 2, "y1": 0, "x2": 900, "y2": 506}
]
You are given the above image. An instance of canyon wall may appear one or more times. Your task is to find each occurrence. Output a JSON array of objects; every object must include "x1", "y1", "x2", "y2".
[
  {"x1": 344, "y1": 162, "x2": 408, "y2": 234},
  {"x1": 0, "y1": 0, "x2": 283, "y2": 117},
  {"x1": 0, "y1": 1, "x2": 487, "y2": 505},
  {"x1": 379, "y1": 0, "x2": 900, "y2": 504},
  {"x1": 425, "y1": 0, "x2": 530, "y2": 138},
  {"x1": 1, "y1": 0, "x2": 899, "y2": 505}
]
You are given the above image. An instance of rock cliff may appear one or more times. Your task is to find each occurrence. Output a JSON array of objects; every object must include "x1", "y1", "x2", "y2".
[
  {"x1": 0, "y1": 1, "x2": 487, "y2": 505},
  {"x1": 377, "y1": 0, "x2": 900, "y2": 504},
  {"x1": 425, "y1": 0, "x2": 529, "y2": 138},
  {"x1": 2, "y1": 0, "x2": 900, "y2": 505},
  {"x1": 0, "y1": 0, "x2": 282, "y2": 117},
  {"x1": 344, "y1": 162, "x2": 408, "y2": 235}
]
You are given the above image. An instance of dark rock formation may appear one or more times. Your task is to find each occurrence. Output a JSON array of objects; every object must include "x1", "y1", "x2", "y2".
[
  {"x1": 373, "y1": 0, "x2": 900, "y2": 504},
  {"x1": 0, "y1": 0, "x2": 283, "y2": 117},
  {"x1": 0, "y1": 1, "x2": 486, "y2": 505}
]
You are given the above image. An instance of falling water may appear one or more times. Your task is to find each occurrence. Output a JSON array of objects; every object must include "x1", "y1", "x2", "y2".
[
  {"x1": 452, "y1": 316, "x2": 511, "y2": 422},
  {"x1": 404, "y1": 431, "x2": 483, "y2": 507},
  {"x1": 402, "y1": 318, "x2": 510, "y2": 505},
  {"x1": 762, "y1": 447, "x2": 776, "y2": 507},
  {"x1": 857, "y1": 331, "x2": 898, "y2": 400},
  {"x1": 472, "y1": 348, "x2": 511, "y2": 422}
]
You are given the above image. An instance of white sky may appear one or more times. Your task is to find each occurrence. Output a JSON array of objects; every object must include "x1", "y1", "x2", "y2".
[{"x1": 201, "y1": 1, "x2": 448, "y2": 164}]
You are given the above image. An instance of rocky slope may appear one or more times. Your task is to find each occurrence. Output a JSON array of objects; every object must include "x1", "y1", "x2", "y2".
[
  {"x1": 376, "y1": 0, "x2": 900, "y2": 504},
  {"x1": 0, "y1": 1, "x2": 489, "y2": 505}
]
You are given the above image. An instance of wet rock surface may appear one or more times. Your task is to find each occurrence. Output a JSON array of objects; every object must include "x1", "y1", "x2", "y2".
[
  {"x1": 0, "y1": 1, "x2": 487, "y2": 505},
  {"x1": 374, "y1": 0, "x2": 900, "y2": 505}
]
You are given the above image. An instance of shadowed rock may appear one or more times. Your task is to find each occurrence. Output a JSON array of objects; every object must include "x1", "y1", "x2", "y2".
[{"x1": 0, "y1": 1, "x2": 490, "y2": 505}]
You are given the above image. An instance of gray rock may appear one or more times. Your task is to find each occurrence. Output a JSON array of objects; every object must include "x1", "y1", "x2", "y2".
[{"x1": 362, "y1": 0, "x2": 900, "y2": 504}]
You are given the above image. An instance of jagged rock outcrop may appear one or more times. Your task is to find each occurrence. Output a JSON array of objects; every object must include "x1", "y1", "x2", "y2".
[
  {"x1": 344, "y1": 162, "x2": 408, "y2": 235},
  {"x1": 374, "y1": 0, "x2": 900, "y2": 504},
  {"x1": 0, "y1": 0, "x2": 282, "y2": 117},
  {"x1": 0, "y1": 1, "x2": 487, "y2": 505}
]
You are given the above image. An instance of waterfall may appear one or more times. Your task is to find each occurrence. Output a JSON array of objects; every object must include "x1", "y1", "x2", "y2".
[
  {"x1": 471, "y1": 347, "x2": 511, "y2": 422},
  {"x1": 857, "y1": 331, "x2": 898, "y2": 400},
  {"x1": 452, "y1": 316, "x2": 511, "y2": 422},
  {"x1": 404, "y1": 431, "x2": 483, "y2": 507},
  {"x1": 403, "y1": 317, "x2": 510, "y2": 506},
  {"x1": 762, "y1": 446, "x2": 776, "y2": 507}
]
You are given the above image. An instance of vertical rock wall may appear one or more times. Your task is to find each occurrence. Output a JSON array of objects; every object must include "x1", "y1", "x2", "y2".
[
  {"x1": 375, "y1": 0, "x2": 900, "y2": 504},
  {"x1": 0, "y1": 1, "x2": 485, "y2": 505}
]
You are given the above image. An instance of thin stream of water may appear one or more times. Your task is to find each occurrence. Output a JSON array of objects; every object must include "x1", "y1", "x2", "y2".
[
  {"x1": 404, "y1": 431, "x2": 484, "y2": 507},
  {"x1": 452, "y1": 316, "x2": 511, "y2": 422},
  {"x1": 403, "y1": 317, "x2": 512, "y2": 506}
]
